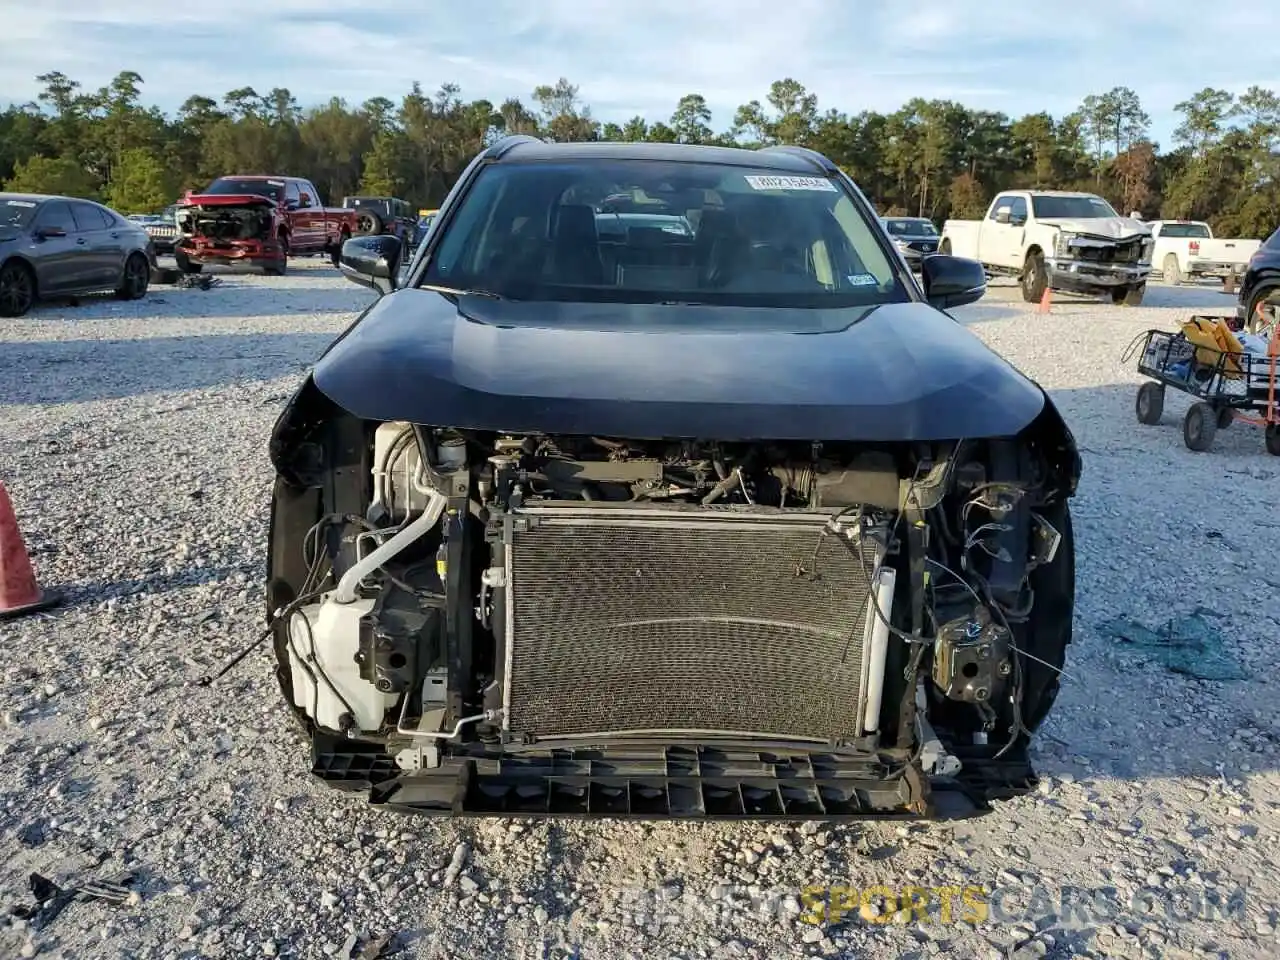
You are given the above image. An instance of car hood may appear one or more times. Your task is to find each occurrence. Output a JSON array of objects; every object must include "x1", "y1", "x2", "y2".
[
  {"x1": 1038, "y1": 216, "x2": 1150, "y2": 240},
  {"x1": 309, "y1": 290, "x2": 1048, "y2": 442},
  {"x1": 181, "y1": 194, "x2": 277, "y2": 209}
]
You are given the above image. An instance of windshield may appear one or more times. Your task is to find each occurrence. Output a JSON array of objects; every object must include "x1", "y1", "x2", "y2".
[
  {"x1": 0, "y1": 198, "x2": 39, "y2": 229},
  {"x1": 884, "y1": 218, "x2": 937, "y2": 237},
  {"x1": 1158, "y1": 222, "x2": 1211, "y2": 239},
  {"x1": 421, "y1": 160, "x2": 905, "y2": 308},
  {"x1": 203, "y1": 177, "x2": 284, "y2": 201},
  {"x1": 1031, "y1": 195, "x2": 1118, "y2": 219}
]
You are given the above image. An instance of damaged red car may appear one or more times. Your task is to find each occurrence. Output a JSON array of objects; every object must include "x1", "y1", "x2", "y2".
[{"x1": 173, "y1": 176, "x2": 359, "y2": 275}]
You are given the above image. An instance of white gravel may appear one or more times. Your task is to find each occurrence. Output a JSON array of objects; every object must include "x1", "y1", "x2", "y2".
[{"x1": 2, "y1": 264, "x2": 1280, "y2": 960}]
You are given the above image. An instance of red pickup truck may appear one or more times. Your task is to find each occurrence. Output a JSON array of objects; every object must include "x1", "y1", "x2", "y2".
[{"x1": 173, "y1": 175, "x2": 360, "y2": 275}]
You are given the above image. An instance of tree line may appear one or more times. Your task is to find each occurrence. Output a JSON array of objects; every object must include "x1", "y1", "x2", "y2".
[{"x1": 2, "y1": 71, "x2": 1278, "y2": 238}]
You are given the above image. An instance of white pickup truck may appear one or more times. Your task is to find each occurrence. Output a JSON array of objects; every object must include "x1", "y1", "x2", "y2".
[
  {"x1": 941, "y1": 190, "x2": 1153, "y2": 305},
  {"x1": 1147, "y1": 220, "x2": 1261, "y2": 286}
]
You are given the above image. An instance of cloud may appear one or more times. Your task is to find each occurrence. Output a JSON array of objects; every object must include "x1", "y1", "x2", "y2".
[{"x1": 2, "y1": 0, "x2": 1280, "y2": 146}]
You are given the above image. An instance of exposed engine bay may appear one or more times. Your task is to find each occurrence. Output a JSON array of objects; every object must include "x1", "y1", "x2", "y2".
[
  {"x1": 175, "y1": 204, "x2": 273, "y2": 241},
  {"x1": 266, "y1": 388, "x2": 1077, "y2": 818}
]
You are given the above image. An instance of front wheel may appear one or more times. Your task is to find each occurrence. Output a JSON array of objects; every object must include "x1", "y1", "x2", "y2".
[
  {"x1": 0, "y1": 260, "x2": 36, "y2": 317},
  {"x1": 1112, "y1": 283, "x2": 1145, "y2": 306},
  {"x1": 330, "y1": 232, "x2": 348, "y2": 268},
  {"x1": 1266, "y1": 424, "x2": 1280, "y2": 456},
  {"x1": 1021, "y1": 251, "x2": 1047, "y2": 303},
  {"x1": 174, "y1": 249, "x2": 202, "y2": 274},
  {"x1": 115, "y1": 253, "x2": 150, "y2": 300},
  {"x1": 1135, "y1": 382, "x2": 1164, "y2": 425},
  {"x1": 940, "y1": 239, "x2": 952, "y2": 256},
  {"x1": 1184, "y1": 402, "x2": 1217, "y2": 452},
  {"x1": 265, "y1": 233, "x2": 289, "y2": 276}
]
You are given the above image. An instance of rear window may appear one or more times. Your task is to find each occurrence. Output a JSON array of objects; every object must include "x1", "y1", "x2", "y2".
[
  {"x1": 422, "y1": 159, "x2": 905, "y2": 309},
  {"x1": 1158, "y1": 222, "x2": 1211, "y2": 239}
]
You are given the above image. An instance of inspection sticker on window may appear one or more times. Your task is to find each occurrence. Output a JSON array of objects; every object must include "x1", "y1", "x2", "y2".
[
  {"x1": 846, "y1": 273, "x2": 879, "y2": 286},
  {"x1": 743, "y1": 175, "x2": 837, "y2": 192}
]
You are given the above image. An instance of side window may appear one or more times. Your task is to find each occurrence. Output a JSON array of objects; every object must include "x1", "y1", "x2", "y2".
[
  {"x1": 36, "y1": 201, "x2": 77, "y2": 234},
  {"x1": 285, "y1": 181, "x2": 301, "y2": 207},
  {"x1": 300, "y1": 181, "x2": 318, "y2": 205},
  {"x1": 1007, "y1": 197, "x2": 1028, "y2": 224},
  {"x1": 70, "y1": 202, "x2": 110, "y2": 231}
]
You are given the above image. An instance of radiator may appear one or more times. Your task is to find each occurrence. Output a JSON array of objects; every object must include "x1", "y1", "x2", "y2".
[{"x1": 501, "y1": 504, "x2": 885, "y2": 742}]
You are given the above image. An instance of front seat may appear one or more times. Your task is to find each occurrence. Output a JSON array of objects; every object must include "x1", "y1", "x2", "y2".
[{"x1": 549, "y1": 204, "x2": 604, "y2": 285}]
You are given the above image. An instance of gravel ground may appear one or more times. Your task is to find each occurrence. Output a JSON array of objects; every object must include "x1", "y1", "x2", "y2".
[{"x1": 2, "y1": 264, "x2": 1280, "y2": 960}]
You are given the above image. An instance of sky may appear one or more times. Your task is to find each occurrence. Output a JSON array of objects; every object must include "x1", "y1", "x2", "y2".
[{"x1": 3, "y1": 1, "x2": 1279, "y2": 148}]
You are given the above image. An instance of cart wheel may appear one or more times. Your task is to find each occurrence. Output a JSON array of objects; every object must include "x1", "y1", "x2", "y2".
[
  {"x1": 1266, "y1": 425, "x2": 1280, "y2": 457},
  {"x1": 1216, "y1": 408, "x2": 1234, "y2": 430},
  {"x1": 1184, "y1": 402, "x2": 1217, "y2": 452},
  {"x1": 1135, "y1": 382, "x2": 1164, "y2": 425}
]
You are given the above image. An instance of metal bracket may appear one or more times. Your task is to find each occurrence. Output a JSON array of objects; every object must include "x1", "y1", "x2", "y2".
[{"x1": 393, "y1": 744, "x2": 441, "y2": 771}]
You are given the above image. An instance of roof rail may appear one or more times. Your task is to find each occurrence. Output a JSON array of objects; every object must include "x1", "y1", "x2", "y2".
[
  {"x1": 485, "y1": 135, "x2": 543, "y2": 160},
  {"x1": 755, "y1": 145, "x2": 836, "y2": 173}
]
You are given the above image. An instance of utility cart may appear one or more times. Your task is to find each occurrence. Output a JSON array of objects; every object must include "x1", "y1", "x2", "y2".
[{"x1": 1126, "y1": 311, "x2": 1280, "y2": 454}]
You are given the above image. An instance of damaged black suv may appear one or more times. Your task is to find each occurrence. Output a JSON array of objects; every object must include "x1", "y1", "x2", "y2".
[{"x1": 266, "y1": 138, "x2": 1080, "y2": 819}]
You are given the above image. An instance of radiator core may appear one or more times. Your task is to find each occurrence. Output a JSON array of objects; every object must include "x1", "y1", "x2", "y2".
[{"x1": 501, "y1": 504, "x2": 885, "y2": 742}]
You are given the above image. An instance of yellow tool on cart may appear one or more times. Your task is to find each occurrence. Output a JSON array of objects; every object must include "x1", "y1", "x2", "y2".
[{"x1": 1125, "y1": 309, "x2": 1280, "y2": 454}]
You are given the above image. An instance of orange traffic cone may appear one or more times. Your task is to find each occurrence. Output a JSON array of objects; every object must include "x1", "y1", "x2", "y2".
[
  {"x1": 0, "y1": 481, "x2": 61, "y2": 619},
  {"x1": 1036, "y1": 287, "x2": 1052, "y2": 314}
]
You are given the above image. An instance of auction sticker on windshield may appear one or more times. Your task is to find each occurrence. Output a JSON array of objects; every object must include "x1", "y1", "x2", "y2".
[
  {"x1": 744, "y1": 175, "x2": 837, "y2": 192},
  {"x1": 847, "y1": 274, "x2": 879, "y2": 286}
]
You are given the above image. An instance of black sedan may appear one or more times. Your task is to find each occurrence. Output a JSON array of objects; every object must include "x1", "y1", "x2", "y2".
[{"x1": 0, "y1": 193, "x2": 154, "y2": 317}]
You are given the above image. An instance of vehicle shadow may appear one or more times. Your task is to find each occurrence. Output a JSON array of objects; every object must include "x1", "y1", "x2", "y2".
[
  {"x1": 0, "y1": 332, "x2": 338, "y2": 405},
  {"x1": 1029, "y1": 380, "x2": 1280, "y2": 786}
]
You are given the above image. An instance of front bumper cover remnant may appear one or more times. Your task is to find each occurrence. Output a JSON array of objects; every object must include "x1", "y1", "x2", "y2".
[
  {"x1": 1046, "y1": 257, "x2": 1149, "y2": 291},
  {"x1": 310, "y1": 735, "x2": 1037, "y2": 820}
]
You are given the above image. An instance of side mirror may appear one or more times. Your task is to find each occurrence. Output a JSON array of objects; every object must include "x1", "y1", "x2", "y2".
[
  {"x1": 339, "y1": 234, "x2": 402, "y2": 296},
  {"x1": 994, "y1": 208, "x2": 1012, "y2": 225},
  {"x1": 921, "y1": 254, "x2": 986, "y2": 311},
  {"x1": 35, "y1": 226, "x2": 66, "y2": 240}
]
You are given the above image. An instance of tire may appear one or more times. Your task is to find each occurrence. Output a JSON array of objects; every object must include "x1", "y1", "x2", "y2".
[
  {"x1": 0, "y1": 259, "x2": 36, "y2": 317},
  {"x1": 330, "y1": 231, "x2": 348, "y2": 268},
  {"x1": 1216, "y1": 407, "x2": 1234, "y2": 430},
  {"x1": 1135, "y1": 382, "x2": 1164, "y2": 424},
  {"x1": 174, "y1": 249, "x2": 202, "y2": 274},
  {"x1": 1183, "y1": 402, "x2": 1217, "y2": 452},
  {"x1": 1162, "y1": 254, "x2": 1182, "y2": 285},
  {"x1": 940, "y1": 239, "x2": 952, "y2": 255},
  {"x1": 1245, "y1": 288, "x2": 1277, "y2": 334},
  {"x1": 1017, "y1": 500, "x2": 1075, "y2": 732},
  {"x1": 355, "y1": 210, "x2": 383, "y2": 236},
  {"x1": 1115, "y1": 283, "x2": 1146, "y2": 307},
  {"x1": 115, "y1": 252, "x2": 150, "y2": 300},
  {"x1": 1021, "y1": 250, "x2": 1047, "y2": 303},
  {"x1": 1266, "y1": 425, "x2": 1280, "y2": 456},
  {"x1": 265, "y1": 232, "x2": 289, "y2": 276}
]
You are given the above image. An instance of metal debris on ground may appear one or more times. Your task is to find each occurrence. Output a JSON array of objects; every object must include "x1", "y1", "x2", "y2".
[
  {"x1": 9, "y1": 871, "x2": 137, "y2": 929},
  {"x1": 1099, "y1": 607, "x2": 1250, "y2": 680},
  {"x1": 175, "y1": 274, "x2": 223, "y2": 290}
]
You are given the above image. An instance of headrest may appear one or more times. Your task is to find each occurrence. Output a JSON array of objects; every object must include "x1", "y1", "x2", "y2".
[{"x1": 553, "y1": 205, "x2": 597, "y2": 243}]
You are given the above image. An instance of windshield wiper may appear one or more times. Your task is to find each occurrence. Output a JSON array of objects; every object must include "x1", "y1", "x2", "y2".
[{"x1": 418, "y1": 283, "x2": 503, "y2": 299}]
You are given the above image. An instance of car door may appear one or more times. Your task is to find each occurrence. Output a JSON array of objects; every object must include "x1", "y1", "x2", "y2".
[
  {"x1": 300, "y1": 179, "x2": 326, "y2": 248},
  {"x1": 28, "y1": 200, "x2": 84, "y2": 293},
  {"x1": 70, "y1": 201, "x2": 122, "y2": 286},
  {"x1": 984, "y1": 194, "x2": 1025, "y2": 270}
]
